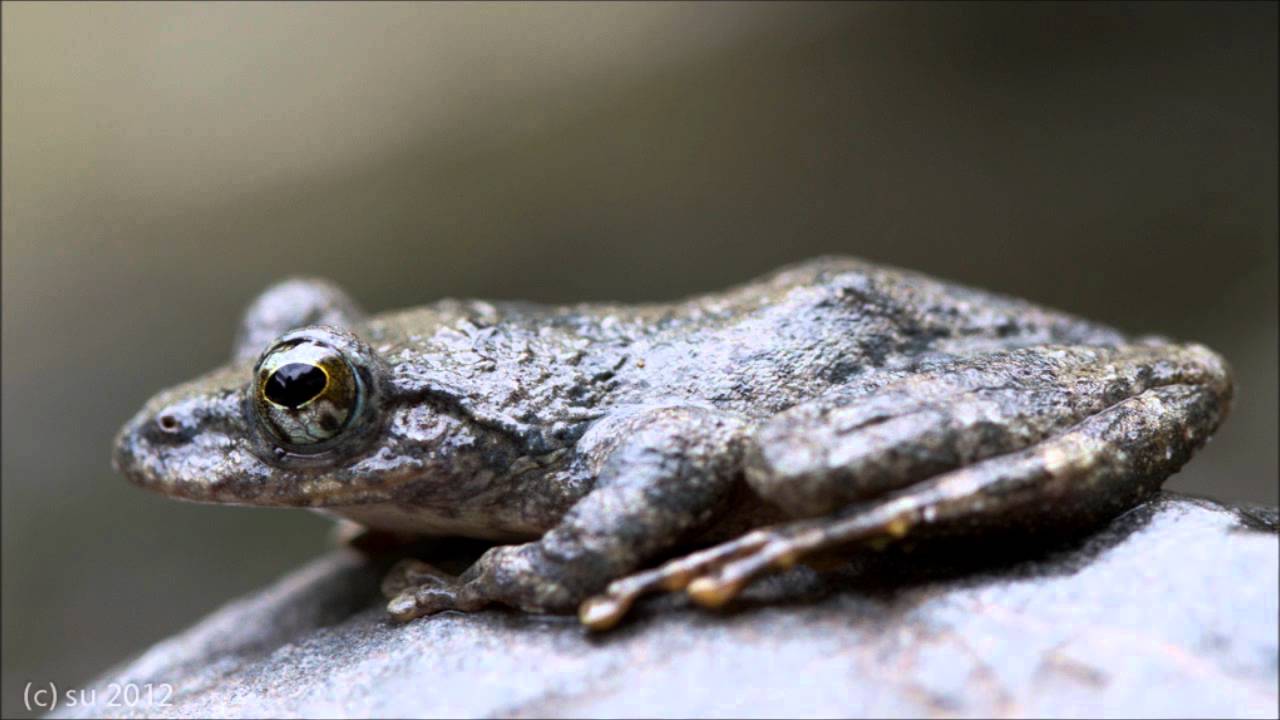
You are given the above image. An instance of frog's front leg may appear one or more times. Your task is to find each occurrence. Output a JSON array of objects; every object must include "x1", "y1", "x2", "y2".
[
  {"x1": 584, "y1": 342, "x2": 1231, "y2": 627},
  {"x1": 383, "y1": 406, "x2": 747, "y2": 622}
]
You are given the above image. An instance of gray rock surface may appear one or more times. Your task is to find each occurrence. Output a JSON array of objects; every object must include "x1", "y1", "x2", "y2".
[{"x1": 58, "y1": 492, "x2": 1278, "y2": 718}]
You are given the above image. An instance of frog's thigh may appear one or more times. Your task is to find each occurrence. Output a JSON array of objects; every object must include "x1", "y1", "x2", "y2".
[{"x1": 745, "y1": 342, "x2": 1231, "y2": 517}]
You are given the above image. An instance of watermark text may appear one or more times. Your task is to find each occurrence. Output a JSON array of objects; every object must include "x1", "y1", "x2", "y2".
[{"x1": 23, "y1": 681, "x2": 173, "y2": 713}]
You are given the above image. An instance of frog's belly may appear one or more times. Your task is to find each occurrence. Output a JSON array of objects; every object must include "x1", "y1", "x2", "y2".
[{"x1": 317, "y1": 504, "x2": 543, "y2": 541}]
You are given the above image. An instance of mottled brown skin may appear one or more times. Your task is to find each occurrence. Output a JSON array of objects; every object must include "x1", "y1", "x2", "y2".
[{"x1": 113, "y1": 257, "x2": 1232, "y2": 630}]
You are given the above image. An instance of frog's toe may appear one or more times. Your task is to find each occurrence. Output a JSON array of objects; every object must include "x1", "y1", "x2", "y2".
[
  {"x1": 686, "y1": 532, "x2": 820, "y2": 608},
  {"x1": 380, "y1": 559, "x2": 455, "y2": 599},
  {"x1": 386, "y1": 585, "x2": 458, "y2": 622},
  {"x1": 578, "y1": 527, "x2": 810, "y2": 630}
]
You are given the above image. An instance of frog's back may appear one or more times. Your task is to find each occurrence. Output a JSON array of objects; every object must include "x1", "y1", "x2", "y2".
[
  {"x1": 364, "y1": 257, "x2": 1125, "y2": 425},
  {"x1": 578, "y1": 257, "x2": 1125, "y2": 415}
]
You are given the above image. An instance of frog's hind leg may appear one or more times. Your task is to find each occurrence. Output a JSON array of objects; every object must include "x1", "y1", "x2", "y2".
[{"x1": 580, "y1": 342, "x2": 1231, "y2": 629}]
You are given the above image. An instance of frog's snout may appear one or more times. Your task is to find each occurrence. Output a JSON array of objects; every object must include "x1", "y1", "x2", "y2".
[
  {"x1": 113, "y1": 402, "x2": 225, "y2": 501},
  {"x1": 112, "y1": 405, "x2": 178, "y2": 492},
  {"x1": 112, "y1": 377, "x2": 257, "y2": 502}
]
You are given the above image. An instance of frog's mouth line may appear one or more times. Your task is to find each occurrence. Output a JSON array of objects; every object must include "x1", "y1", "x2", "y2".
[
  {"x1": 125, "y1": 468, "x2": 411, "y2": 509},
  {"x1": 124, "y1": 446, "x2": 491, "y2": 511}
]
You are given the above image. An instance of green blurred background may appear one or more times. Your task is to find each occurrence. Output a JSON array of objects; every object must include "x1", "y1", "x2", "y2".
[{"x1": 3, "y1": 2, "x2": 1275, "y2": 714}]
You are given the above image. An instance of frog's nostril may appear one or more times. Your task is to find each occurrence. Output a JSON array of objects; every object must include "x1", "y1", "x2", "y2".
[{"x1": 157, "y1": 414, "x2": 181, "y2": 434}]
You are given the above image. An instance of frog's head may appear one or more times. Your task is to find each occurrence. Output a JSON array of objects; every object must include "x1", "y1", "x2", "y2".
[
  {"x1": 113, "y1": 280, "x2": 505, "y2": 509},
  {"x1": 115, "y1": 325, "x2": 392, "y2": 505}
]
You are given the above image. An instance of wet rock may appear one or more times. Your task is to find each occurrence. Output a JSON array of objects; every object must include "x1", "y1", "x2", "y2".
[{"x1": 56, "y1": 492, "x2": 1278, "y2": 718}]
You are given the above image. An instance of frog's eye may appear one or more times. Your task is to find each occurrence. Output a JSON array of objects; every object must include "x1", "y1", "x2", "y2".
[{"x1": 253, "y1": 339, "x2": 362, "y2": 448}]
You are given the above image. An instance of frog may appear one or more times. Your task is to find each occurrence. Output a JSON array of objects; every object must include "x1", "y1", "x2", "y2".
[{"x1": 113, "y1": 257, "x2": 1232, "y2": 631}]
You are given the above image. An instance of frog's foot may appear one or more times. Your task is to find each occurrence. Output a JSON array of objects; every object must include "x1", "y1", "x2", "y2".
[
  {"x1": 381, "y1": 559, "x2": 485, "y2": 621},
  {"x1": 578, "y1": 526, "x2": 807, "y2": 630},
  {"x1": 581, "y1": 351, "x2": 1230, "y2": 630},
  {"x1": 582, "y1": 500, "x2": 926, "y2": 629}
]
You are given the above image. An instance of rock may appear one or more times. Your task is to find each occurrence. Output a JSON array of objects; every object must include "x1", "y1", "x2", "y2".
[{"x1": 56, "y1": 492, "x2": 1278, "y2": 718}]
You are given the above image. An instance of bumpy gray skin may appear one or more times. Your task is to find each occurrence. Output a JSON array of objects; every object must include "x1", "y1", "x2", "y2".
[{"x1": 113, "y1": 257, "x2": 1232, "y2": 629}]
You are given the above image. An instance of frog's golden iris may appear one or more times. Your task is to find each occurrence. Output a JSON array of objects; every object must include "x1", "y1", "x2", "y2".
[{"x1": 253, "y1": 339, "x2": 360, "y2": 447}]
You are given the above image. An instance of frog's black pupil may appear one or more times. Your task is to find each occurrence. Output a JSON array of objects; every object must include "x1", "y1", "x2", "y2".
[{"x1": 265, "y1": 363, "x2": 328, "y2": 409}]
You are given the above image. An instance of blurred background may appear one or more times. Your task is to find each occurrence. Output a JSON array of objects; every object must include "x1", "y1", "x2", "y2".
[{"x1": 3, "y1": 2, "x2": 1275, "y2": 714}]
